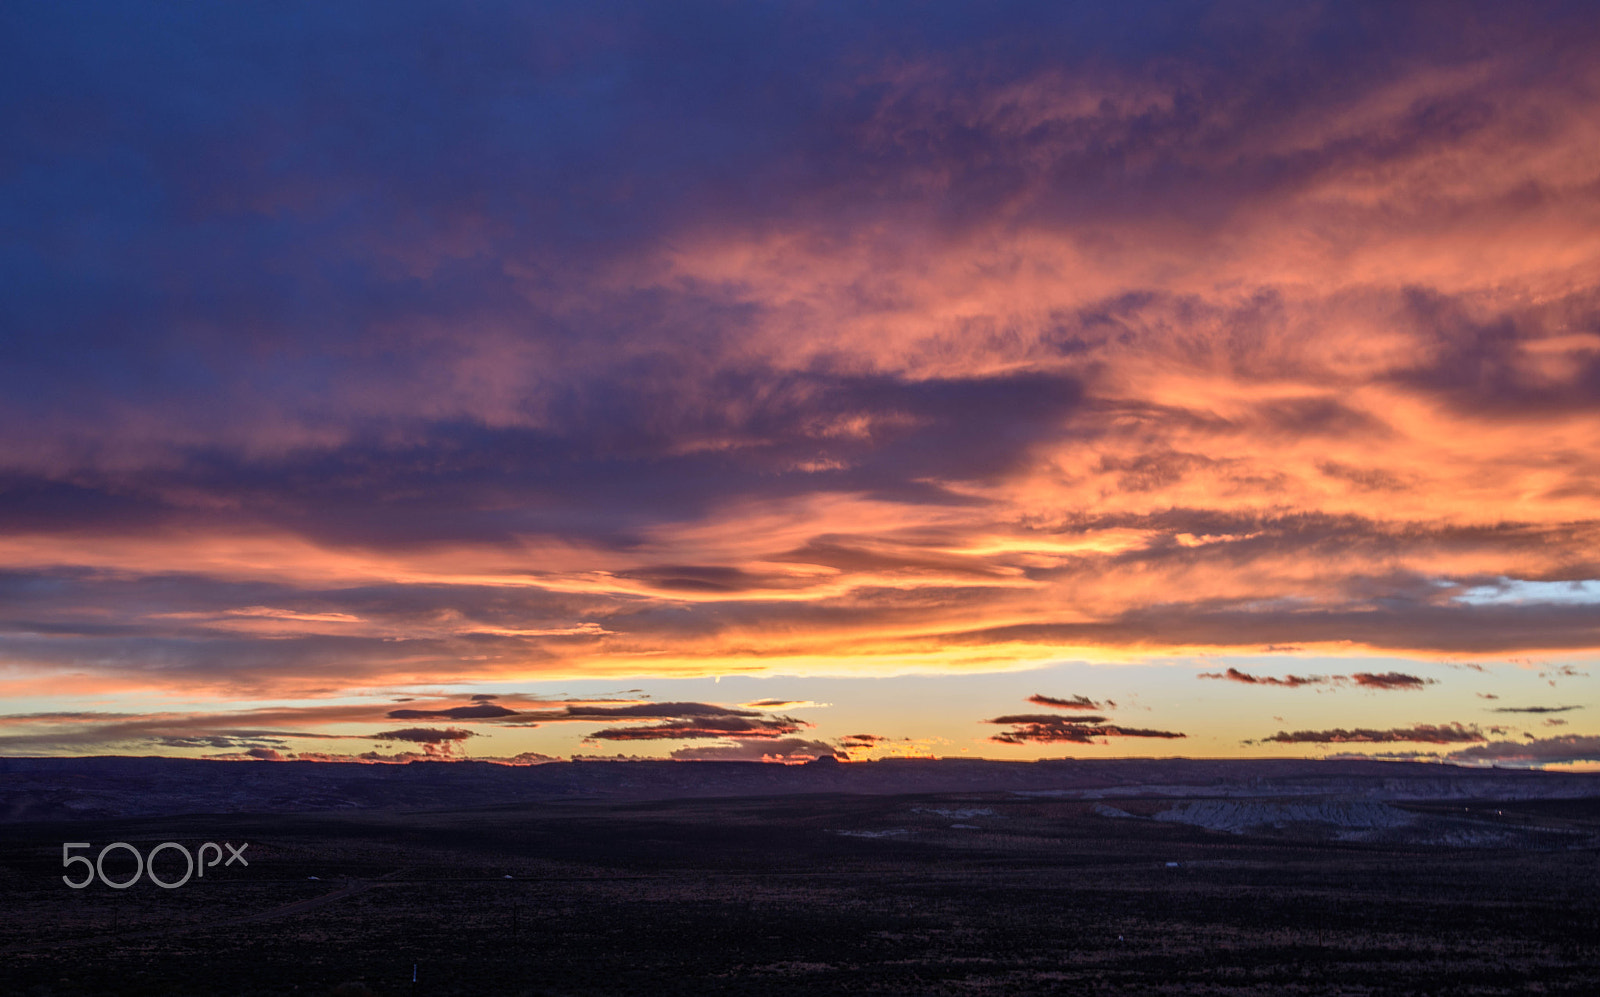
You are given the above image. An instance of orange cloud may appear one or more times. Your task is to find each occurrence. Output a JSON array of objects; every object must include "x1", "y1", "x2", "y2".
[{"x1": 3, "y1": 7, "x2": 1600, "y2": 714}]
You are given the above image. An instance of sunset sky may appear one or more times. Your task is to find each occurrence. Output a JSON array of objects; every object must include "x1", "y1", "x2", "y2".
[{"x1": 2, "y1": 1, "x2": 1597, "y2": 768}]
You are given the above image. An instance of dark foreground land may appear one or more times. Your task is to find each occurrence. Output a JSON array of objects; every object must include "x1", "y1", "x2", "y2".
[{"x1": 3, "y1": 771, "x2": 1599, "y2": 996}]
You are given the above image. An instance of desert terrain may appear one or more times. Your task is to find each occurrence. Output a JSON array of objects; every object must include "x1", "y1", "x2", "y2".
[{"x1": 3, "y1": 757, "x2": 1598, "y2": 995}]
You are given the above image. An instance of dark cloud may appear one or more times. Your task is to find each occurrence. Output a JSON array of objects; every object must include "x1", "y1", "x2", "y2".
[
  {"x1": 0, "y1": 2, "x2": 1581, "y2": 506},
  {"x1": 988, "y1": 720, "x2": 1186, "y2": 745},
  {"x1": 1448, "y1": 734, "x2": 1600, "y2": 764},
  {"x1": 1199, "y1": 668, "x2": 1328, "y2": 687},
  {"x1": 1488, "y1": 705, "x2": 1583, "y2": 714},
  {"x1": 951, "y1": 599, "x2": 1600, "y2": 656},
  {"x1": 371, "y1": 727, "x2": 478, "y2": 744},
  {"x1": 837, "y1": 733, "x2": 890, "y2": 747},
  {"x1": 525, "y1": 702, "x2": 762, "y2": 721},
  {"x1": 0, "y1": 366, "x2": 1085, "y2": 552},
  {"x1": 1392, "y1": 289, "x2": 1600, "y2": 416},
  {"x1": 381, "y1": 699, "x2": 806, "y2": 746},
  {"x1": 0, "y1": 710, "x2": 378, "y2": 754},
  {"x1": 1252, "y1": 399, "x2": 1394, "y2": 441},
  {"x1": 584, "y1": 714, "x2": 806, "y2": 742},
  {"x1": 371, "y1": 726, "x2": 479, "y2": 759},
  {"x1": 1257, "y1": 724, "x2": 1485, "y2": 745},
  {"x1": 1350, "y1": 672, "x2": 1434, "y2": 690},
  {"x1": 987, "y1": 714, "x2": 1111, "y2": 726},
  {"x1": 149, "y1": 734, "x2": 289, "y2": 750},
  {"x1": 1027, "y1": 694, "x2": 1108, "y2": 710},
  {"x1": 620, "y1": 564, "x2": 837, "y2": 594},
  {"x1": 0, "y1": 540, "x2": 1596, "y2": 696},
  {"x1": 386, "y1": 703, "x2": 520, "y2": 720},
  {"x1": 984, "y1": 703, "x2": 1184, "y2": 745}
]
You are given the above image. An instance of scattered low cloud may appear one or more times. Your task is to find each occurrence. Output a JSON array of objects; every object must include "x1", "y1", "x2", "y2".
[
  {"x1": 1028, "y1": 694, "x2": 1110, "y2": 710},
  {"x1": 1255, "y1": 723, "x2": 1484, "y2": 744},
  {"x1": 1200, "y1": 668, "x2": 1432, "y2": 690},
  {"x1": 583, "y1": 713, "x2": 807, "y2": 742},
  {"x1": 837, "y1": 733, "x2": 889, "y2": 747},
  {"x1": 985, "y1": 694, "x2": 1184, "y2": 745},
  {"x1": 988, "y1": 713, "x2": 1108, "y2": 725},
  {"x1": 1324, "y1": 750, "x2": 1444, "y2": 762},
  {"x1": 386, "y1": 703, "x2": 520, "y2": 720},
  {"x1": 833, "y1": 732, "x2": 917, "y2": 758},
  {"x1": 1448, "y1": 734, "x2": 1600, "y2": 765},
  {"x1": 1350, "y1": 672, "x2": 1434, "y2": 690},
  {"x1": 1200, "y1": 668, "x2": 1328, "y2": 687},
  {"x1": 740, "y1": 699, "x2": 830, "y2": 710},
  {"x1": 152, "y1": 734, "x2": 288, "y2": 750},
  {"x1": 0, "y1": 697, "x2": 826, "y2": 757},
  {"x1": 0, "y1": 706, "x2": 387, "y2": 754},
  {"x1": 988, "y1": 719, "x2": 1186, "y2": 745},
  {"x1": 371, "y1": 726, "x2": 479, "y2": 758},
  {"x1": 372, "y1": 726, "x2": 478, "y2": 744}
]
